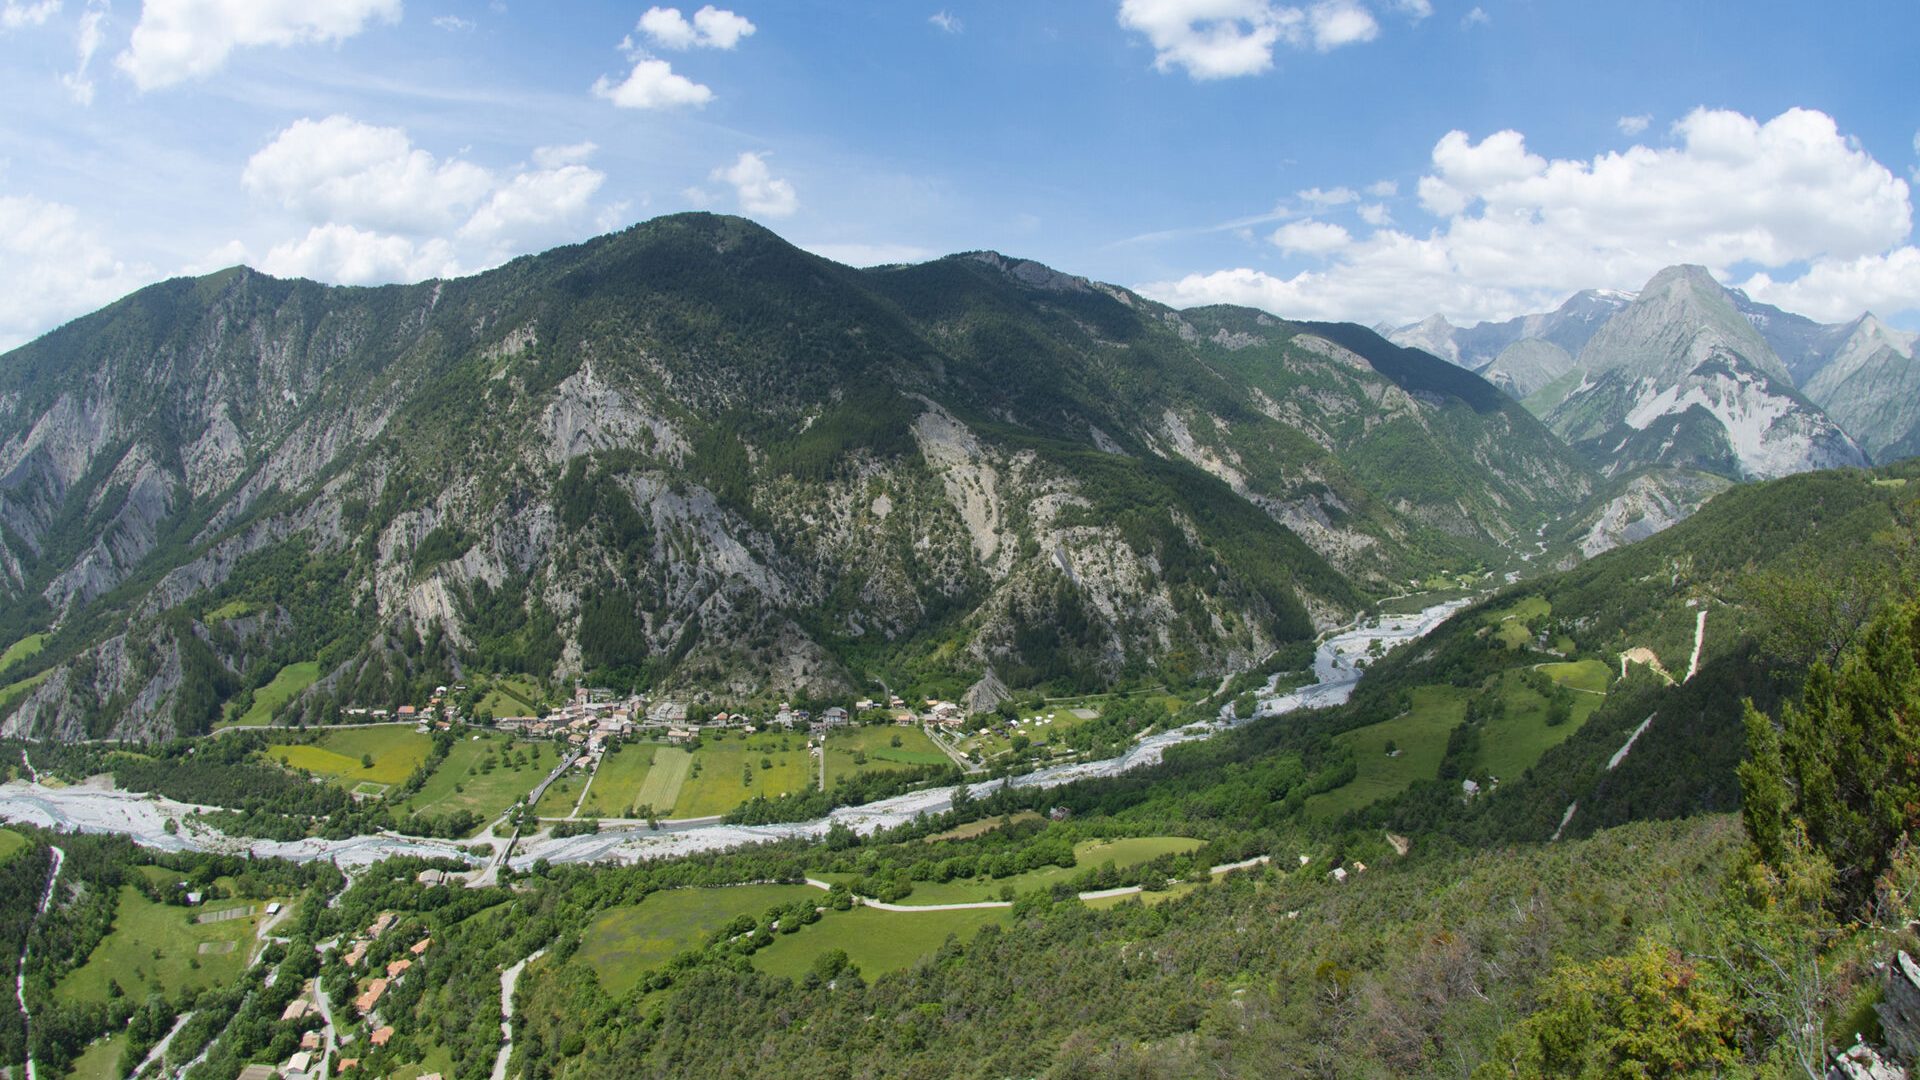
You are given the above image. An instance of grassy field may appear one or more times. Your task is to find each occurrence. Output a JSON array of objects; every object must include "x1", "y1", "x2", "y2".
[
  {"x1": 582, "y1": 884, "x2": 820, "y2": 998},
  {"x1": 1305, "y1": 685, "x2": 1469, "y2": 819},
  {"x1": 925, "y1": 810, "x2": 1043, "y2": 843},
  {"x1": 1476, "y1": 662, "x2": 1611, "y2": 781},
  {"x1": 0, "y1": 668, "x2": 52, "y2": 711},
  {"x1": 752, "y1": 905, "x2": 1012, "y2": 982},
  {"x1": 203, "y1": 599, "x2": 257, "y2": 621},
  {"x1": 569, "y1": 744, "x2": 662, "y2": 818},
  {"x1": 1538, "y1": 659, "x2": 1612, "y2": 694},
  {"x1": 532, "y1": 767, "x2": 595, "y2": 818},
  {"x1": 0, "y1": 632, "x2": 47, "y2": 675},
  {"x1": 55, "y1": 887, "x2": 264, "y2": 1005},
  {"x1": 1484, "y1": 595, "x2": 1551, "y2": 650},
  {"x1": 672, "y1": 733, "x2": 813, "y2": 818},
  {"x1": 65, "y1": 1031, "x2": 130, "y2": 1080},
  {"x1": 400, "y1": 732, "x2": 552, "y2": 827},
  {"x1": 876, "y1": 836, "x2": 1205, "y2": 906},
  {"x1": 220, "y1": 661, "x2": 321, "y2": 728},
  {"x1": 0, "y1": 828, "x2": 26, "y2": 865},
  {"x1": 267, "y1": 727, "x2": 432, "y2": 790},
  {"x1": 477, "y1": 675, "x2": 545, "y2": 718},
  {"x1": 823, "y1": 725, "x2": 949, "y2": 785},
  {"x1": 637, "y1": 746, "x2": 692, "y2": 815}
]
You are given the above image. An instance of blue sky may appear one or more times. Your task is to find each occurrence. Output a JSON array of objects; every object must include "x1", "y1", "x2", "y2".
[{"x1": 1, "y1": 0, "x2": 1916, "y2": 351}]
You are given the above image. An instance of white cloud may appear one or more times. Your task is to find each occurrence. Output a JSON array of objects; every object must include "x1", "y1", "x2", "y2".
[
  {"x1": 1618, "y1": 113, "x2": 1651, "y2": 136},
  {"x1": 59, "y1": 3, "x2": 106, "y2": 104},
  {"x1": 1139, "y1": 107, "x2": 1920, "y2": 327},
  {"x1": 1740, "y1": 249, "x2": 1920, "y2": 323},
  {"x1": 432, "y1": 14, "x2": 474, "y2": 31},
  {"x1": 0, "y1": 194, "x2": 150, "y2": 351},
  {"x1": 712, "y1": 151, "x2": 796, "y2": 217},
  {"x1": 244, "y1": 115, "x2": 495, "y2": 234},
  {"x1": 1357, "y1": 202, "x2": 1391, "y2": 226},
  {"x1": 0, "y1": 0, "x2": 61, "y2": 30},
  {"x1": 1461, "y1": 6, "x2": 1488, "y2": 27},
  {"x1": 458, "y1": 163, "x2": 605, "y2": 249},
  {"x1": 1116, "y1": 0, "x2": 1300, "y2": 80},
  {"x1": 241, "y1": 116, "x2": 608, "y2": 285},
  {"x1": 1391, "y1": 0, "x2": 1431, "y2": 18},
  {"x1": 592, "y1": 57, "x2": 713, "y2": 109},
  {"x1": 929, "y1": 10, "x2": 961, "y2": 33},
  {"x1": 260, "y1": 224, "x2": 459, "y2": 285},
  {"x1": 1115, "y1": 0, "x2": 1386, "y2": 79},
  {"x1": 638, "y1": 5, "x2": 754, "y2": 50},
  {"x1": 681, "y1": 185, "x2": 716, "y2": 207},
  {"x1": 1271, "y1": 219, "x2": 1351, "y2": 255},
  {"x1": 1364, "y1": 179, "x2": 1397, "y2": 197},
  {"x1": 533, "y1": 141, "x2": 597, "y2": 169},
  {"x1": 801, "y1": 241, "x2": 934, "y2": 266},
  {"x1": 1297, "y1": 185, "x2": 1356, "y2": 207},
  {"x1": 1308, "y1": 0, "x2": 1376, "y2": 50},
  {"x1": 115, "y1": 0, "x2": 401, "y2": 91}
]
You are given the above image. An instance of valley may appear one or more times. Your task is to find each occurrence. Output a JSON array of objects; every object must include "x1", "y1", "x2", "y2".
[{"x1": 0, "y1": 217, "x2": 1913, "y2": 1079}]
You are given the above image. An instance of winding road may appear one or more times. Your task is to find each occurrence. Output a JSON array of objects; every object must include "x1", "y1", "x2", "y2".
[
  {"x1": 15, "y1": 844, "x2": 63, "y2": 1080},
  {"x1": 490, "y1": 948, "x2": 547, "y2": 1080}
]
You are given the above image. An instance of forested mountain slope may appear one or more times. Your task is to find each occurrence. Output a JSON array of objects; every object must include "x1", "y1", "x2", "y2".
[{"x1": 0, "y1": 213, "x2": 1592, "y2": 741}]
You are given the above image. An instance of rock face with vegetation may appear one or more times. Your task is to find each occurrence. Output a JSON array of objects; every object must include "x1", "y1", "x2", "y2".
[{"x1": 0, "y1": 213, "x2": 1592, "y2": 742}]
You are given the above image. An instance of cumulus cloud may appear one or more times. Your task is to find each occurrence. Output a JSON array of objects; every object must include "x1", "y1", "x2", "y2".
[
  {"x1": 1308, "y1": 0, "x2": 1376, "y2": 51},
  {"x1": 241, "y1": 116, "x2": 608, "y2": 285},
  {"x1": 1364, "y1": 179, "x2": 1397, "y2": 197},
  {"x1": 1116, "y1": 0, "x2": 1389, "y2": 80},
  {"x1": 1740, "y1": 249, "x2": 1920, "y2": 323},
  {"x1": 1271, "y1": 219, "x2": 1351, "y2": 255},
  {"x1": 712, "y1": 151, "x2": 796, "y2": 217},
  {"x1": 244, "y1": 115, "x2": 495, "y2": 234},
  {"x1": 1391, "y1": 0, "x2": 1431, "y2": 18},
  {"x1": 1139, "y1": 107, "x2": 1920, "y2": 326},
  {"x1": 116, "y1": 0, "x2": 400, "y2": 90},
  {"x1": 0, "y1": 0, "x2": 61, "y2": 30},
  {"x1": 1617, "y1": 114, "x2": 1651, "y2": 136},
  {"x1": 0, "y1": 194, "x2": 150, "y2": 351},
  {"x1": 259, "y1": 224, "x2": 459, "y2": 285},
  {"x1": 1461, "y1": 6, "x2": 1488, "y2": 27},
  {"x1": 592, "y1": 58, "x2": 713, "y2": 109},
  {"x1": 59, "y1": 3, "x2": 107, "y2": 104},
  {"x1": 929, "y1": 10, "x2": 961, "y2": 33},
  {"x1": 638, "y1": 5, "x2": 754, "y2": 50},
  {"x1": 432, "y1": 14, "x2": 474, "y2": 31},
  {"x1": 1357, "y1": 202, "x2": 1391, "y2": 226}
]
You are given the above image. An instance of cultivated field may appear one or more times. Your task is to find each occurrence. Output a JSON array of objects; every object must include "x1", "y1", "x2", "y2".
[
  {"x1": 670, "y1": 733, "x2": 812, "y2": 818},
  {"x1": 581, "y1": 884, "x2": 820, "y2": 997},
  {"x1": 65, "y1": 1032, "x2": 129, "y2": 1080},
  {"x1": 400, "y1": 732, "x2": 552, "y2": 827},
  {"x1": 266, "y1": 727, "x2": 432, "y2": 793},
  {"x1": 822, "y1": 725, "x2": 949, "y2": 785},
  {"x1": 752, "y1": 905, "x2": 1012, "y2": 982},
  {"x1": 55, "y1": 886, "x2": 267, "y2": 1005}
]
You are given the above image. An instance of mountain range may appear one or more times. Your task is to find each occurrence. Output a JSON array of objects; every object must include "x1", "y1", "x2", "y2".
[
  {"x1": 1389, "y1": 264, "x2": 1918, "y2": 473},
  {"x1": 0, "y1": 213, "x2": 1592, "y2": 743}
]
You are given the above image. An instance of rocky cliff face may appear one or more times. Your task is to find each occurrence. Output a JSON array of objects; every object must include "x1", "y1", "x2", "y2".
[
  {"x1": 1804, "y1": 315, "x2": 1920, "y2": 464},
  {"x1": 1542, "y1": 266, "x2": 1867, "y2": 482},
  {"x1": 0, "y1": 214, "x2": 1594, "y2": 741}
]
